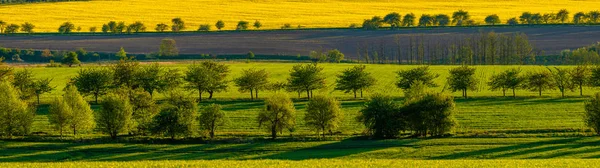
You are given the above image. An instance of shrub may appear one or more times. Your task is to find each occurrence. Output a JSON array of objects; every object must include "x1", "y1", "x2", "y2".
[
  {"x1": 357, "y1": 94, "x2": 402, "y2": 138},
  {"x1": 585, "y1": 93, "x2": 600, "y2": 135},
  {"x1": 402, "y1": 93, "x2": 456, "y2": 137}
]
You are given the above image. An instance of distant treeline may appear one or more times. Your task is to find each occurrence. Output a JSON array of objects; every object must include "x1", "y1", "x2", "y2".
[
  {"x1": 355, "y1": 32, "x2": 539, "y2": 65},
  {"x1": 353, "y1": 32, "x2": 599, "y2": 65},
  {"x1": 362, "y1": 9, "x2": 600, "y2": 30},
  {"x1": 0, "y1": 0, "x2": 84, "y2": 4}
]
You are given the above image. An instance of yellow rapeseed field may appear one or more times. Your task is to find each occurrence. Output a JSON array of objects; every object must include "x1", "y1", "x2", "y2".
[
  {"x1": 2, "y1": 0, "x2": 600, "y2": 32},
  {"x1": 3, "y1": 159, "x2": 600, "y2": 167}
]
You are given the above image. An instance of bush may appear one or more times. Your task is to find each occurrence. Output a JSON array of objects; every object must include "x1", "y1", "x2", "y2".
[
  {"x1": 585, "y1": 93, "x2": 600, "y2": 135},
  {"x1": 357, "y1": 94, "x2": 402, "y2": 138},
  {"x1": 402, "y1": 93, "x2": 456, "y2": 137},
  {"x1": 151, "y1": 91, "x2": 198, "y2": 139}
]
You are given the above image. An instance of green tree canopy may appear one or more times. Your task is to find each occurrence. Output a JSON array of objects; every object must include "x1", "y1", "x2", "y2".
[
  {"x1": 61, "y1": 51, "x2": 80, "y2": 67},
  {"x1": 97, "y1": 93, "x2": 133, "y2": 139},
  {"x1": 484, "y1": 14, "x2": 501, "y2": 25},
  {"x1": 383, "y1": 12, "x2": 401, "y2": 28},
  {"x1": 335, "y1": 65, "x2": 376, "y2": 98},
  {"x1": 199, "y1": 103, "x2": 227, "y2": 138},
  {"x1": 396, "y1": 66, "x2": 439, "y2": 90},
  {"x1": 304, "y1": 95, "x2": 343, "y2": 137},
  {"x1": 0, "y1": 81, "x2": 35, "y2": 137},
  {"x1": 523, "y1": 70, "x2": 555, "y2": 96},
  {"x1": 159, "y1": 38, "x2": 179, "y2": 57},
  {"x1": 287, "y1": 63, "x2": 326, "y2": 99},
  {"x1": 152, "y1": 91, "x2": 198, "y2": 139},
  {"x1": 171, "y1": 18, "x2": 185, "y2": 32},
  {"x1": 48, "y1": 97, "x2": 72, "y2": 137},
  {"x1": 487, "y1": 68, "x2": 524, "y2": 97},
  {"x1": 63, "y1": 85, "x2": 95, "y2": 135},
  {"x1": 447, "y1": 66, "x2": 478, "y2": 98},
  {"x1": 258, "y1": 93, "x2": 296, "y2": 139},
  {"x1": 72, "y1": 68, "x2": 113, "y2": 103},
  {"x1": 234, "y1": 68, "x2": 269, "y2": 100},
  {"x1": 215, "y1": 20, "x2": 225, "y2": 30},
  {"x1": 236, "y1": 21, "x2": 249, "y2": 30},
  {"x1": 58, "y1": 22, "x2": 75, "y2": 34},
  {"x1": 184, "y1": 61, "x2": 230, "y2": 101},
  {"x1": 357, "y1": 94, "x2": 402, "y2": 138}
]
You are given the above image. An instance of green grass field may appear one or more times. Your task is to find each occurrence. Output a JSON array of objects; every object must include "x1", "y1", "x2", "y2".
[
  {"x1": 19, "y1": 62, "x2": 595, "y2": 137},
  {"x1": 6, "y1": 62, "x2": 600, "y2": 167}
]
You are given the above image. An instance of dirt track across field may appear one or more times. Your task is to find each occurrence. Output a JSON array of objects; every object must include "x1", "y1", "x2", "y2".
[{"x1": 0, "y1": 26, "x2": 599, "y2": 58}]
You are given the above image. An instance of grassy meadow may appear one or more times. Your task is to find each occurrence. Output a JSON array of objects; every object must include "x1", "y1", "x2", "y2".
[
  {"x1": 3, "y1": 62, "x2": 599, "y2": 167},
  {"x1": 16, "y1": 62, "x2": 595, "y2": 137},
  {"x1": 2, "y1": 0, "x2": 600, "y2": 32}
]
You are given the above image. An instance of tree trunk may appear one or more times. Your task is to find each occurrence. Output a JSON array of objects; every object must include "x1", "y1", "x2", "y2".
[
  {"x1": 250, "y1": 89, "x2": 254, "y2": 100},
  {"x1": 580, "y1": 84, "x2": 583, "y2": 96},
  {"x1": 502, "y1": 89, "x2": 506, "y2": 97},
  {"x1": 271, "y1": 126, "x2": 277, "y2": 139},
  {"x1": 562, "y1": 90, "x2": 565, "y2": 98},
  {"x1": 94, "y1": 93, "x2": 99, "y2": 104},
  {"x1": 513, "y1": 88, "x2": 516, "y2": 98},
  {"x1": 539, "y1": 88, "x2": 542, "y2": 96},
  {"x1": 464, "y1": 89, "x2": 468, "y2": 98},
  {"x1": 198, "y1": 90, "x2": 203, "y2": 101},
  {"x1": 208, "y1": 90, "x2": 214, "y2": 99},
  {"x1": 361, "y1": 89, "x2": 363, "y2": 98},
  {"x1": 353, "y1": 90, "x2": 357, "y2": 99},
  {"x1": 306, "y1": 90, "x2": 310, "y2": 99},
  {"x1": 73, "y1": 126, "x2": 77, "y2": 135},
  {"x1": 255, "y1": 89, "x2": 259, "y2": 99}
]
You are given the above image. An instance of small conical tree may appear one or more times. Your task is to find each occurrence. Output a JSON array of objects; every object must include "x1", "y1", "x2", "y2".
[
  {"x1": 64, "y1": 85, "x2": 95, "y2": 135},
  {"x1": 0, "y1": 81, "x2": 35, "y2": 138},
  {"x1": 48, "y1": 97, "x2": 72, "y2": 137}
]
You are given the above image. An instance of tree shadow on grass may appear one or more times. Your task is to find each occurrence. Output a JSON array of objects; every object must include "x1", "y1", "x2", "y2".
[
  {"x1": 254, "y1": 138, "x2": 418, "y2": 160},
  {"x1": 0, "y1": 137, "x2": 418, "y2": 162},
  {"x1": 454, "y1": 97, "x2": 585, "y2": 107},
  {"x1": 429, "y1": 137, "x2": 600, "y2": 159}
]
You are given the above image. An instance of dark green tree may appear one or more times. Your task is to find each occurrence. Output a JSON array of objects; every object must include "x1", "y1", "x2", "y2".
[
  {"x1": 335, "y1": 65, "x2": 376, "y2": 98},
  {"x1": 396, "y1": 66, "x2": 439, "y2": 90},
  {"x1": 234, "y1": 68, "x2": 269, "y2": 100},
  {"x1": 447, "y1": 66, "x2": 478, "y2": 98},
  {"x1": 72, "y1": 68, "x2": 113, "y2": 103},
  {"x1": 287, "y1": 63, "x2": 326, "y2": 99}
]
